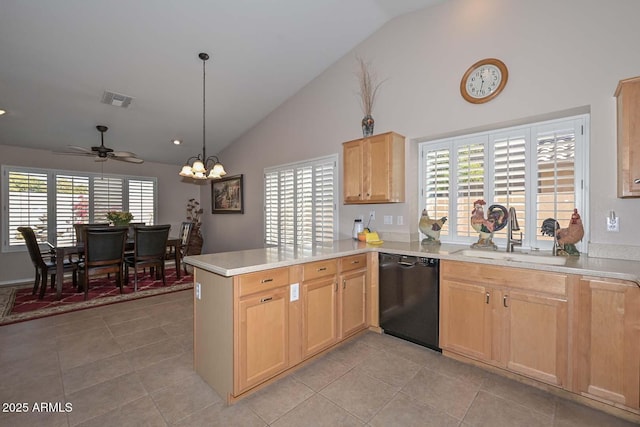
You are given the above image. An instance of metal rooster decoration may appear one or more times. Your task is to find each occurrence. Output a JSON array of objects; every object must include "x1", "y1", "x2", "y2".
[
  {"x1": 540, "y1": 208, "x2": 584, "y2": 256},
  {"x1": 470, "y1": 200, "x2": 508, "y2": 250}
]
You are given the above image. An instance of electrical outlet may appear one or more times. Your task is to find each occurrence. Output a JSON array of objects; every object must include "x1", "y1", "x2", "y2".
[
  {"x1": 195, "y1": 282, "x2": 202, "y2": 300},
  {"x1": 369, "y1": 211, "x2": 375, "y2": 221},
  {"x1": 606, "y1": 217, "x2": 619, "y2": 232}
]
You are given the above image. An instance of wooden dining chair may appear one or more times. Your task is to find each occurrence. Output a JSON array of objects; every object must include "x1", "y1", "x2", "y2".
[
  {"x1": 166, "y1": 221, "x2": 193, "y2": 275},
  {"x1": 18, "y1": 226, "x2": 78, "y2": 299},
  {"x1": 125, "y1": 224, "x2": 171, "y2": 291},
  {"x1": 78, "y1": 226, "x2": 128, "y2": 300}
]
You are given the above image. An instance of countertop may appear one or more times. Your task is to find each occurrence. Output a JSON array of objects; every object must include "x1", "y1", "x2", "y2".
[{"x1": 184, "y1": 239, "x2": 640, "y2": 286}]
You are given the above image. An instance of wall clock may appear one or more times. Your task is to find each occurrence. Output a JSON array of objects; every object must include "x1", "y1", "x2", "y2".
[{"x1": 460, "y1": 58, "x2": 508, "y2": 104}]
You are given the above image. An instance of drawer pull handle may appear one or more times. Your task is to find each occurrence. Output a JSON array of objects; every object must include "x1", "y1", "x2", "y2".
[
  {"x1": 503, "y1": 295, "x2": 509, "y2": 308},
  {"x1": 635, "y1": 178, "x2": 640, "y2": 184},
  {"x1": 317, "y1": 267, "x2": 327, "y2": 272},
  {"x1": 485, "y1": 292, "x2": 490, "y2": 304},
  {"x1": 343, "y1": 279, "x2": 346, "y2": 289},
  {"x1": 260, "y1": 297, "x2": 273, "y2": 303},
  {"x1": 351, "y1": 260, "x2": 360, "y2": 264},
  {"x1": 261, "y1": 278, "x2": 273, "y2": 283}
]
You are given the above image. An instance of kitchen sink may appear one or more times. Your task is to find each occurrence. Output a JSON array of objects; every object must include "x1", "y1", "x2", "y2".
[{"x1": 455, "y1": 249, "x2": 567, "y2": 266}]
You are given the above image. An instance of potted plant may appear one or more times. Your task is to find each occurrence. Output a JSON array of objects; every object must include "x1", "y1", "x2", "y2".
[{"x1": 106, "y1": 211, "x2": 133, "y2": 226}]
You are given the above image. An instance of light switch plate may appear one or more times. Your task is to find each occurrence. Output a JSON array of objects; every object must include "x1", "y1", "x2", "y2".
[{"x1": 290, "y1": 283, "x2": 299, "y2": 302}]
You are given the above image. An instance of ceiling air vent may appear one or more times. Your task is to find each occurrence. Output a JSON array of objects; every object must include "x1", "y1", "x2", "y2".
[{"x1": 101, "y1": 90, "x2": 134, "y2": 108}]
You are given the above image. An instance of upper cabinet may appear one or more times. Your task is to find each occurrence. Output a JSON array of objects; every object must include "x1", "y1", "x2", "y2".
[
  {"x1": 343, "y1": 132, "x2": 405, "y2": 204},
  {"x1": 615, "y1": 76, "x2": 640, "y2": 198}
]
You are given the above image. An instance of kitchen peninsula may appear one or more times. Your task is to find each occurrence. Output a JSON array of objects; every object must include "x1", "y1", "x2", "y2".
[{"x1": 185, "y1": 240, "x2": 640, "y2": 419}]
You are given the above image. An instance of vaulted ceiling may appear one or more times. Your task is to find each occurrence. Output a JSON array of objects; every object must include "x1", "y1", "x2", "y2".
[{"x1": 0, "y1": 0, "x2": 443, "y2": 165}]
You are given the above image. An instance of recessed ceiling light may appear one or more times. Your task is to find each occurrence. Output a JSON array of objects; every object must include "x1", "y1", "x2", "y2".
[
  {"x1": 172, "y1": 139, "x2": 182, "y2": 145},
  {"x1": 0, "y1": 109, "x2": 6, "y2": 116}
]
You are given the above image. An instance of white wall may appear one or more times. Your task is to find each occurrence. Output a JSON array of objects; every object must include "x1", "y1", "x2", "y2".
[
  {"x1": 0, "y1": 144, "x2": 200, "y2": 285},
  {"x1": 202, "y1": 0, "x2": 640, "y2": 259}
]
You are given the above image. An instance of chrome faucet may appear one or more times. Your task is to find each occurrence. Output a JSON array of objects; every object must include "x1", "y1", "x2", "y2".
[{"x1": 506, "y1": 207, "x2": 522, "y2": 253}]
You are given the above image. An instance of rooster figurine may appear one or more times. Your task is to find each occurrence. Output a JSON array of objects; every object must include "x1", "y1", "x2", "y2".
[
  {"x1": 419, "y1": 209, "x2": 447, "y2": 245},
  {"x1": 541, "y1": 208, "x2": 584, "y2": 256},
  {"x1": 470, "y1": 200, "x2": 508, "y2": 250}
]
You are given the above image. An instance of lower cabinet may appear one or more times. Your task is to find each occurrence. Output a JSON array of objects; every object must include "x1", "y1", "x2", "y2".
[
  {"x1": 339, "y1": 267, "x2": 367, "y2": 339},
  {"x1": 574, "y1": 276, "x2": 640, "y2": 410},
  {"x1": 302, "y1": 275, "x2": 338, "y2": 358},
  {"x1": 236, "y1": 286, "x2": 289, "y2": 393},
  {"x1": 440, "y1": 260, "x2": 568, "y2": 388}
]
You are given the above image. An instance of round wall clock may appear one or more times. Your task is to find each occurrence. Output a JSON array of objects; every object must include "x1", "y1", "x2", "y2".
[{"x1": 460, "y1": 58, "x2": 508, "y2": 104}]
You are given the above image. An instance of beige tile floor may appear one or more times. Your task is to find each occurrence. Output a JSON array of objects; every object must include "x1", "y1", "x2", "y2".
[{"x1": 0, "y1": 289, "x2": 638, "y2": 426}]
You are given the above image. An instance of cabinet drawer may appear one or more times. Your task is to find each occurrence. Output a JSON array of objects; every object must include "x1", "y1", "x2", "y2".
[
  {"x1": 303, "y1": 259, "x2": 338, "y2": 281},
  {"x1": 341, "y1": 254, "x2": 367, "y2": 272},
  {"x1": 237, "y1": 267, "x2": 290, "y2": 297},
  {"x1": 441, "y1": 260, "x2": 567, "y2": 296}
]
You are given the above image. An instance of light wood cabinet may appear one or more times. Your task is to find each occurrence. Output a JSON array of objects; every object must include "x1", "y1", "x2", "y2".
[
  {"x1": 234, "y1": 267, "x2": 291, "y2": 394},
  {"x1": 339, "y1": 254, "x2": 367, "y2": 339},
  {"x1": 573, "y1": 276, "x2": 640, "y2": 410},
  {"x1": 301, "y1": 275, "x2": 338, "y2": 358},
  {"x1": 236, "y1": 286, "x2": 289, "y2": 393},
  {"x1": 615, "y1": 76, "x2": 640, "y2": 198},
  {"x1": 343, "y1": 131, "x2": 405, "y2": 204},
  {"x1": 440, "y1": 260, "x2": 568, "y2": 387}
]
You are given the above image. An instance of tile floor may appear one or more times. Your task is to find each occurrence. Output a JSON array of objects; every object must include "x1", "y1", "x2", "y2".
[{"x1": 0, "y1": 289, "x2": 638, "y2": 426}]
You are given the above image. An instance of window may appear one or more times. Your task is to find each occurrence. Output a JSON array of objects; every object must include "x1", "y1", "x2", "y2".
[
  {"x1": 264, "y1": 155, "x2": 337, "y2": 247},
  {"x1": 419, "y1": 115, "x2": 587, "y2": 251},
  {"x1": 2, "y1": 166, "x2": 157, "y2": 250}
]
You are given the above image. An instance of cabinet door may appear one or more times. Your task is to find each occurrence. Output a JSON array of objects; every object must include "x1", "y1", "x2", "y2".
[
  {"x1": 616, "y1": 77, "x2": 640, "y2": 197},
  {"x1": 340, "y1": 269, "x2": 367, "y2": 339},
  {"x1": 302, "y1": 277, "x2": 338, "y2": 358},
  {"x1": 440, "y1": 279, "x2": 493, "y2": 362},
  {"x1": 236, "y1": 287, "x2": 289, "y2": 393},
  {"x1": 365, "y1": 134, "x2": 391, "y2": 201},
  {"x1": 576, "y1": 278, "x2": 640, "y2": 409},
  {"x1": 343, "y1": 140, "x2": 364, "y2": 202},
  {"x1": 503, "y1": 290, "x2": 568, "y2": 387}
]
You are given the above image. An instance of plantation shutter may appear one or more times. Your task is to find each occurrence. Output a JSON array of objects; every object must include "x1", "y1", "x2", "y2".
[
  {"x1": 56, "y1": 174, "x2": 90, "y2": 246},
  {"x1": 314, "y1": 161, "x2": 335, "y2": 243},
  {"x1": 93, "y1": 177, "x2": 123, "y2": 222},
  {"x1": 128, "y1": 179, "x2": 156, "y2": 225},
  {"x1": 423, "y1": 147, "x2": 450, "y2": 237},
  {"x1": 456, "y1": 142, "x2": 485, "y2": 237},
  {"x1": 264, "y1": 171, "x2": 279, "y2": 246},
  {"x1": 535, "y1": 125, "x2": 576, "y2": 244},
  {"x1": 493, "y1": 134, "x2": 527, "y2": 238},
  {"x1": 264, "y1": 155, "x2": 336, "y2": 246},
  {"x1": 6, "y1": 170, "x2": 48, "y2": 245}
]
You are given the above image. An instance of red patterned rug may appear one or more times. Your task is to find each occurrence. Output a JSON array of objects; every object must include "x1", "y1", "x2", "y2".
[{"x1": 0, "y1": 267, "x2": 193, "y2": 325}]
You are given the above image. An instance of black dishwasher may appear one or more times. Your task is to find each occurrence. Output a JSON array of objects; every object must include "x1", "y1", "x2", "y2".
[{"x1": 379, "y1": 253, "x2": 440, "y2": 351}]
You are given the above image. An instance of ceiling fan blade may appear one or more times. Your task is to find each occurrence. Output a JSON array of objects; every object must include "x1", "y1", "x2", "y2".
[
  {"x1": 66, "y1": 145, "x2": 93, "y2": 153},
  {"x1": 112, "y1": 156, "x2": 144, "y2": 164},
  {"x1": 111, "y1": 151, "x2": 136, "y2": 158},
  {"x1": 52, "y1": 150, "x2": 95, "y2": 157}
]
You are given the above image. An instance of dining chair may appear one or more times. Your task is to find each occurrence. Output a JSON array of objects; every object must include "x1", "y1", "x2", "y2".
[
  {"x1": 18, "y1": 226, "x2": 78, "y2": 299},
  {"x1": 73, "y1": 222, "x2": 110, "y2": 245},
  {"x1": 78, "y1": 226, "x2": 128, "y2": 300},
  {"x1": 125, "y1": 224, "x2": 171, "y2": 291},
  {"x1": 166, "y1": 221, "x2": 193, "y2": 275}
]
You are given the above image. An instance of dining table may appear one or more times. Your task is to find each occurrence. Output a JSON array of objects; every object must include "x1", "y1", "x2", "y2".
[{"x1": 53, "y1": 236, "x2": 183, "y2": 300}]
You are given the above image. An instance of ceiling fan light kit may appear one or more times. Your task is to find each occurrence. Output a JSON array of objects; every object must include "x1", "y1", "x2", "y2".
[{"x1": 178, "y1": 52, "x2": 227, "y2": 180}]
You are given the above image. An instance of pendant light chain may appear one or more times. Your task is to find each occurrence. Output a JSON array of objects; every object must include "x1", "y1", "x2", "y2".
[{"x1": 202, "y1": 55, "x2": 206, "y2": 161}]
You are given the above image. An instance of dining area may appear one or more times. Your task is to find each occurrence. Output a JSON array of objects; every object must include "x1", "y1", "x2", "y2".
[{"x1": 17, "y1": 222, "x2": 195, "y2": 301}]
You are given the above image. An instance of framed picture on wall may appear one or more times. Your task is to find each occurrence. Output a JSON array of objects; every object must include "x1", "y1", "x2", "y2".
[{"x1": 211, "y1": 174, "x2": 244, "y2": 214}]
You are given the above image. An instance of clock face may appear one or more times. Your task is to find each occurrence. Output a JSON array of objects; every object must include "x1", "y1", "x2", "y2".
[
  {"x1": 460, "y1": 58, "x2": 508, "y2": 104},
  {"x1": 466, "y1": 64, "x2": 502, "y2": 99}
]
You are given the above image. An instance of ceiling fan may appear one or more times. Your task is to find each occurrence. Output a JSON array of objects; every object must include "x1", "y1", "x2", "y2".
[{"x1": 55, "y1": 125, "x2": 144, "y2": 163}]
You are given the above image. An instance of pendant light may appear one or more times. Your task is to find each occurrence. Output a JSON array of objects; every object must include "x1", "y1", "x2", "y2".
[{"x1": 179, "y1": 52, "x2": 227, "y2": 180}]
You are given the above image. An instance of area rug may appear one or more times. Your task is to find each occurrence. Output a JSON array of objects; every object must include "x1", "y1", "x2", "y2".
[{"x1": 0, "y1": 267, "x2": 193, "y2": 325}]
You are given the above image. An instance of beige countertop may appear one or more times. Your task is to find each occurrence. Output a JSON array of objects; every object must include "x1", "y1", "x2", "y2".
[{"x1": 184, "y1": 239, "x2": 640, "y2": 286}]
